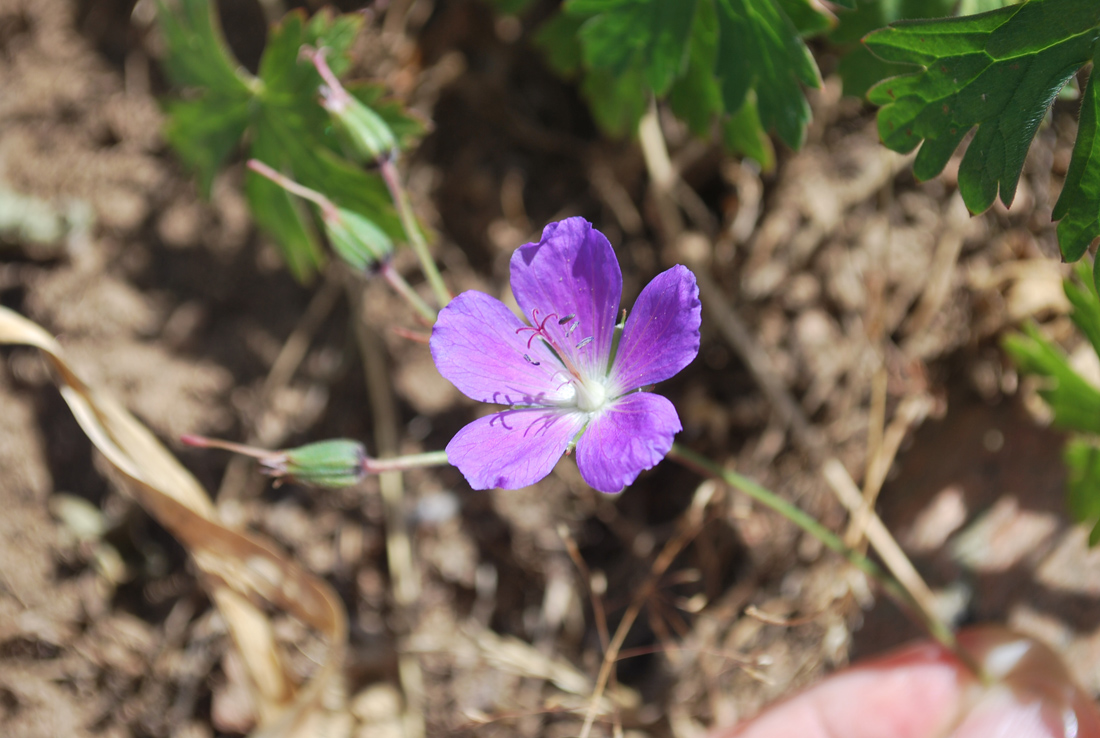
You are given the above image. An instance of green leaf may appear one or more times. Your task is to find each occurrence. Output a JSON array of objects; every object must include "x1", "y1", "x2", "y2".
[
  {"x1": 1003, "y1": 323, "x2": 1100, "y2": 435},
  {"x1": 484, "y1": 0, "x2": 539, "y2": 14},
  {"x1": 1064, "y1": 437, "x2": 1100, "y2": 545},
  {"x1": 830, "y1": 0, "x2": 956, "y2": 100},
  {"x1": 668, "y1": 0, "x2": 723, "y2": 135},
  {"x1": 247, "y1": 119, "x2": 325, "y2": 281},
  {"x1": 721, "y1": 95, "x2": 776, "y2": 170},
  {"x1": 775, "y1": 0, "x2": 836, "y2": 37},
  {"x1": 1064, "y1": 260, "x2": 1100, "y2": 358},
  {"x1": 958, "y1": 0, "x2": 1021, "y2": 13},
  {"x1": 568, "y1": 0, "x2": 697, "y2": 95},
  {"x1": 866, "y1": 0, "x2": 1100, "y2": 220},
  {"x1": 258, "y1": 10, "x2": 362, "y2": 105},
  {"x1": 161, "y1": 2, "x2": 410, "y2": 280},
  {"x1": 156, "y1": 0, "x2": 252, "y2": 96},
  {"x1": 714, "y1": 0, "x2": 821, "y2": 149},
  {"x1": 581, "y1": 65, "x2": 650, "y2": 137},
  {"x1": 534, "y1": 12, "x2": 586, "y2": 77},
  {"x1": 1055, "y1": 53, "x2": 1100, "y2": 261},
  {"x1": 162, "y1": 96, "x2": 252, "y2": 196}
]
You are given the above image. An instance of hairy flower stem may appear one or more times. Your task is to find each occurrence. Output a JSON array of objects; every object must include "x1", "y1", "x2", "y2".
[
  {"x1": 667, "y1": 443, "x2": 981, "y2": 677},
  {"x1": 379, "y1": 155, "x2": 452, "y2": 308},
  {"x1": 248, "y1": 159, "x2": 336, "y2": 218},
  {"x1": 362, "y1": 450, "x2": 449, "y2": 473},
  {"x1": 380, "y1": 261, "x2": 437, "y2": 323}
]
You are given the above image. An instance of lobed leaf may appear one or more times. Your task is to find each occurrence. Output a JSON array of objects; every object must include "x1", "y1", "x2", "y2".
[
  {"x1": 580, "y1": 65, "x2": 650, "y2": 138},
  {"x1": 1065, "y1": 437, "x2": 1100, "y2": 546},
  {"x1": 721, "y1": 95, "x2": 776, "y2": 170},
  {"x1": 162, "y1": 96, "x2": 251, "y2": 197},
  {"x1": 1054, "y1": 49, "x2": 1100, "y2": 262},
  {"x1": 247, "y1": 118, "x2": 325, "y2": 281},
  {"x1": 1064, "y1": 261, "x2": 1100, "y2": 358},
  {"x1": 714, "y1": 0, "x2": 821, "y2": 149},
  {"x1": 156, "y1": 0, "x2": 252, "y2": 96},
  {"x1": 533, "y1": 12, "x2": 586, "y2": 77},
  {"x1": 667, "y1": 0, "x2": 723, "y2": 136},
  {"x1": 866, "y1": 0, "x2": 1100, "y2": 259},
  {"x1": 569, "y1": 0, "x2": 697, "y2": 95},
  {"x1": 550, "y1": 0, "x2": 823, "y2": 151},
  {"x1": 830, "y1": 0, "x2": 956, "y2": 100},
  {"x1": 1002, "y1": 323, "x2": 1100, "y2": 435},
  {"x1": 159, "y1": 0, "x2": 418, "y2": 280},
  {"x1": 776, "y1": 0, "x2": 836, "y2": 37}
]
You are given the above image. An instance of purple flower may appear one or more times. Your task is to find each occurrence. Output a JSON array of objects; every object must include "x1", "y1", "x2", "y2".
[{"x1": 430, "y1": 218, "x2": 701, "y2": 493}]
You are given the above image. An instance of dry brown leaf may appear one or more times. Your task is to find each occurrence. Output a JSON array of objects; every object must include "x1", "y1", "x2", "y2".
[{"x1": 0, "y1": 306, "x2": 350, "y2": 738}]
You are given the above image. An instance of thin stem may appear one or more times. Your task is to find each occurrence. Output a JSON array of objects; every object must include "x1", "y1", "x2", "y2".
[
  {"x1": 181, "y1": 434, "x2": 274, "y2": 461},
  {"x1": 247, "y1": 159, "x2": 337, "y2": 219},
  {"x1": 363, "y1": 450, "x2": 449, "y2": 474},
  {"x1": 666, "y1": 443, "x2": 979, "y2": 675},
  {"x1": 379, "y1": 155, "x2": 452, "y2": 308},
  {"x1": 380, "y1": 261, "x2": 437, "y2": 324}
]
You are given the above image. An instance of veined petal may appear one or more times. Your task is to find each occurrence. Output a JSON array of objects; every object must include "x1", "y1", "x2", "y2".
[
  {"x1": 611, "y1": 265, "x2": 701, "y2": 393},
  {"x1": 575, "y1": 392, "x2": 681, "y2": 493},
  {"x1": 510, "y1": 218, "x2": 622, "y2": 378},
  {"x1": 446, "y1": 408, "x2": 586, "y2": 490},
  {"x1": 431, "y1": 290, "x2": 574, "y2": 406}
]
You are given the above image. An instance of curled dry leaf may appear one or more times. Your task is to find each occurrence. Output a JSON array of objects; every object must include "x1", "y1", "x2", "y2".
[{"x1": 0, "y1": 306, "x2": 350, "y2": 738}]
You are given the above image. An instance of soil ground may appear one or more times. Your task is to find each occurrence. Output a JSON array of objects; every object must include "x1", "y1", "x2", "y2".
[{"x1": 3, "y1": 0, "x2": 1100, "y2": 736}]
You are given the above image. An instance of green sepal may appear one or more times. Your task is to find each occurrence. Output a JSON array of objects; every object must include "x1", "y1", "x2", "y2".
[
  {"x1": 327, "y1": 95, "x2": 398, "y2": 162},
  {"x1": 282, "y1": 439, "x2": 367, "y2": 488},
  {"x1": 324, "y1": 208, "x2": 395, "y2": 271}
]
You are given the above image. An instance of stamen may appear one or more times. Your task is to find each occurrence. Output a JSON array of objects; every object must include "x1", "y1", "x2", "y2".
[
  {"x1": 514, "y1": 306, "x2": 587, "y2": 384},
  {"x1": 575, "y1": 336, "x2": 594, "y2": 349}
]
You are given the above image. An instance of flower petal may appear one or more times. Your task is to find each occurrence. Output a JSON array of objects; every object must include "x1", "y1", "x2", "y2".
[
  {"x1": 510, "y1": 218, "x2": 622, "y2": 378},
  {"x1": 431, "y1": 290, "x2": 575, "y2": 406},
  {"x1": 611, "y1": 265, "x2": 701, "y2": 392},
  {"x1": 446, "y1": 408, "x2": 586, "y2": 490},
  {"x1": 575, "y1": 392, "x2": 681, "y2": 493}
]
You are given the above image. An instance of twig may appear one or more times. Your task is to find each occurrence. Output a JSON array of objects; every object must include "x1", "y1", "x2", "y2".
[
  {"x1": 845, "y1": 394, "x2": 933, "y2": 549},
  {"x1": 823, "y1": 456, "x2": 989, "y2": 684},
  {"x1": 851, "y1": 366, "x2": 888, "y2": 551}
]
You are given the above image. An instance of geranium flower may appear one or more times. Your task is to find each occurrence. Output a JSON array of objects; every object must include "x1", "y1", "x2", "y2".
[{"x1": 431, "y1": 217, "x2": 701, "y2": 492}]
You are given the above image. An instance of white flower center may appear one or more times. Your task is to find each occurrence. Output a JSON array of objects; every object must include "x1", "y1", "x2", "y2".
[{"x1": 573, "y1": 375, "x2": 609, "y2": 413}]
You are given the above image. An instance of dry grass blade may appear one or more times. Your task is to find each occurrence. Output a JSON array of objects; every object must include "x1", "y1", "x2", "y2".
[
  {"x1": 0, "y1": 306, "x2": 350, "y2": 738},
  {"x1": 823, "y1": 458, "x2": 939, "y2": 626}
]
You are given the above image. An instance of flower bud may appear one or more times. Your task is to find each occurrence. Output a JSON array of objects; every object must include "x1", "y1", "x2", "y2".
[
  {"x1": 322, "y1": 207, "x2": 394, "y2": 272},
  {"x1": 323, "y1": 92, "x2": 398, "y2": 162},
  {"x1": 276, "y1": 439, "x2": 368, "y2": 488}
]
